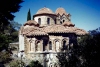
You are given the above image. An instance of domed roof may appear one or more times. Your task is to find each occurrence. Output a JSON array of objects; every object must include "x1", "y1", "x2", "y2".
[
  {"x1": 36, "y1": 7, "x2": 54, "y2": 14},
  {"x1": 55, "y1": 7, "x2": 67, "y2": 15},
  {"x1": 24, "y1": 20, "x2": 39, "y2": 26},
  {"x1": 62, "y1": 21, "x2": 75, "y2": 27}
]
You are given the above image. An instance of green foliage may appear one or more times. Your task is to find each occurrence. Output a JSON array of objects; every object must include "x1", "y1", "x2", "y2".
[
  {"x1": 0, "y1": 0, "x2": 23, "y2": 32},
  {"x1": 57, "y1": 52, "x2": 68, "y2": 67},
  {"x1": 0, "y1": 34, "x2": 10, "y2": 51},
  {"x1": 0, "y1": 51, "x2": 12, "y2": 63},
  {"x1": 79, "y1": 34, "x2": 100, "y2": 67},
  {"x1": 10, "y1": 21, "x2": 22, "y2": 31},
  {"x1": 9, "y1": 60, "x2": 25, "y2": 67},
  {"x1": 28, "y1": 60, "x2": 43, "y2": 67},
  {"x1": 57, "y1": 34, "x2": 100, "y2": 67},
  {"x1": 27, "y1": 9, "x2": 31, "y2": 21},
  {"x1": 11, "y1": 31, "x2": 19, "y2": 42},
  {"x1": 0, "y1": 21, "x2": 21, "y2": 51}
]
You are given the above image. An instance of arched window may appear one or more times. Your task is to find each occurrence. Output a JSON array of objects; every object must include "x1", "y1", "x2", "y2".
[
  {"x1": 63, "y1": 40, "x2": 66, "y2": 50},
  {"x1": 38, "y1": 18, "x2": 41, "y2": 24},
  {"x1": 55, "y1": 19, "x2": 56, "y2": 24},
  {"x1": 60, "y1": 21, "x2": 62, "y2": 24},
  {"x1": 63, "y1": 20, "x2": 65, "y2": 22},
  {"x1": 29, "y1": 40, "x2": 32, "y2": 51},
  {"x1": 47, "y1": 18, "x2": 50, "y2": 25},
  {"x1": 49, "y1": 41, "x2": 52, "y2": 50},
  {"x1": 35, "y1": 40, "x2": 40, "y2": 52}
]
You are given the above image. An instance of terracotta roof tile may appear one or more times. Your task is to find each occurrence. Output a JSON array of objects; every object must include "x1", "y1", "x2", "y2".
[
  {"x1": 62, "y1": 21, "x2": 75, "y2": 27},
  {"x1": 44, "y1": 25, "x2": 76, "y2": 33},
  {"x1": 55, "y1": 7, "x2": 67, "y2": 16},
  {"x1": 22, "y1": 26, "x2": 48, "y2": 36},
  {"x1": 23, "y1": 20, "x2": 39, "y2": 26},
  {"x1": 21, "y1": 24, "x2": 88, "y2": 36},
  {"x1": 36, "y1": 7, "x2": 54, "y2": 14}
]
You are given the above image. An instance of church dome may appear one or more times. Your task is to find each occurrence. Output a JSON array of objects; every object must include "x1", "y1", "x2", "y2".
[
  {"x1": 23, "y1": 20, "x2": 39, "y2": 26},
  {"x1": 55, "y1": 7, "x2": 67, "y2": 15},
  {"x1": 36, "y1": 7, "x2": 54, "y2": 14}
]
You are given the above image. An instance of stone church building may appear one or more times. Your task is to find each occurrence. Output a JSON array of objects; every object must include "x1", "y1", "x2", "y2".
[{"x1": 19, "y1": 7, "x2": 88, "y2": 67}]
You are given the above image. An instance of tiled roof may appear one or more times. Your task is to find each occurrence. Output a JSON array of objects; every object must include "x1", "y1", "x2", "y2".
[
  {"x1": 21, "y1": 24, "x2": 88, "y2": 36},
  {"x1": 44, "y1": 25, "x2": 74, "y2": 33},
  {"x1": 62, "y1": 21, "x2": 75, "y2": 27},
  {"x1": 23, "y1": 20, "x2": 39, "y2": 26},
  {"x1": 22, "y1": 26, "x2": 48, "y2": 36},
  {"x1": 74, "y1": 28, "x2": 88, "y2": 35},
  {"x1": 44, "y1": 25, "x2": 66, "y2": 33},
  {"x1": 55, "y1": 7, "x2": 67, "y2": 16}
]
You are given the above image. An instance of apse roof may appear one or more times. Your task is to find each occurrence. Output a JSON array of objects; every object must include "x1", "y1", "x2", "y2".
[{"x1": 23, "y1": 20, "x2": 39, "y2": 26}]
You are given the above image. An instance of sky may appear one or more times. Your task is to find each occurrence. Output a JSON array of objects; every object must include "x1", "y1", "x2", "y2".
[{"x1": 14, "y1": 0, "x2": 100, "y2": 31}]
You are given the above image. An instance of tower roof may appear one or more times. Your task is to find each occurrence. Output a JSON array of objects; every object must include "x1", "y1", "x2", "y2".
[{"x1": 55, "y1": 7, "x2": 67, "y2": 15}]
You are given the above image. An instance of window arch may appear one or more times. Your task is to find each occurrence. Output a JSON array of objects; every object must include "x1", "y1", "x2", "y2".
[
  {"x1": 49, "y1": 41, "x2": 52, "y2": 50},
  {"x1": 38, "y1": 18, "x2": 41, "y2": 24},
  {"x1": 47, "y1": 18, "x2": 50, "y2": 25}
]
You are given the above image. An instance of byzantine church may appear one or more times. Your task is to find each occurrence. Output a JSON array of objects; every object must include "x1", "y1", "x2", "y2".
[{"x1": 19, "y1": 7, "x2": 88, "y2": 67}]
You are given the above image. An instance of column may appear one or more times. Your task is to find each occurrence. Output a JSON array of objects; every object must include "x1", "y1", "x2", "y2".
[
  {"x1": 40, "y1": 40, "x2": 43, "y2": 52},
  {"x1": 32, "y1": 38, "x2": 36, "y2": 52}
]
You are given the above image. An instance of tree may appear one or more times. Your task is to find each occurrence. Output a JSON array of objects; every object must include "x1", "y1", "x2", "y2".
[
  {"x1": 27, "y1": 60, "x2": 43, "y2": 67},
  {"x1": 0, "y1": 51, "x2": 12, "y2": 63},
  {"x1": 0, "y1": 34, "x2": 10, "y2": 51},
  {"x1": 56, "y1": 51, "x2": 68, "y2": 67},
  {"x1": 79, "y1": 34, "x2": 100, "y2": 67},
  {"x1": 9, "y1": 60, "x2": 25, "y2": 67},
  {"x1": 27, "y1": 8, "x2": 31, "y2": 21},
  {"x1": 0, "y1": 0, "x2": 24, "y2": 33},
  {"x1": 10, "y1": 21, "x2": 22, "y2": 31}
]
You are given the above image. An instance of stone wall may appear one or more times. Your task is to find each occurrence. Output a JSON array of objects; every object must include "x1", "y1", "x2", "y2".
[{"x1": 34, "y1": 14, "x2": 56, "y2": 26}]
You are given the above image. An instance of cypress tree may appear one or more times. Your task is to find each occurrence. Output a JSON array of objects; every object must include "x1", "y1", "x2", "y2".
[{"x1": 27, "y1": 8, "x2": 31, "y2": 21}]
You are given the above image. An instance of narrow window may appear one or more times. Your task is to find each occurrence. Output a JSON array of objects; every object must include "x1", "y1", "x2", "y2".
[
  {"x1": 63, "y1": 41, "x2": 66, "y2": 50},
  {"x1": 49, "y1": 41, "x2": 52, "y2": 50},
  {"x1": 38, "y1": 18, "x2": 41, "y2": 24},
  {"x1": 55, "y1": 19, "x2": 56, "y2": 24},
  {"x1": 47, "y1": 18, "x2": 50, "y2": 25},
  {"x1": 63, "y1": 20, "x2": 65, "y2": 22},
  {"x1": 60, "y1": 21, "x2": 62, "y2": 24}
]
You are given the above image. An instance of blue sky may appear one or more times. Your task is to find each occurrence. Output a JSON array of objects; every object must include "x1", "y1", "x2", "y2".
[{"x1": 14, "y1": 0, "x2": 100, "y2": 31}]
